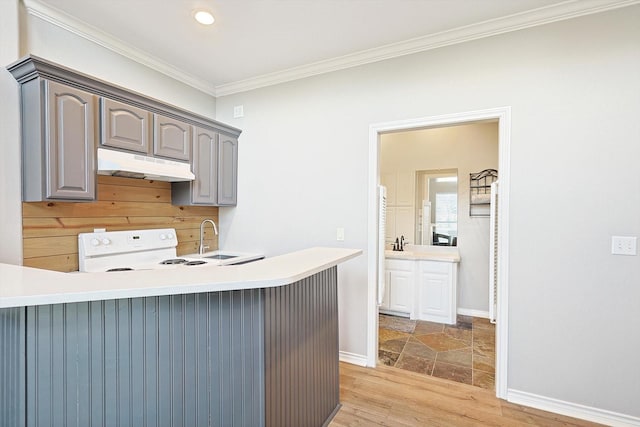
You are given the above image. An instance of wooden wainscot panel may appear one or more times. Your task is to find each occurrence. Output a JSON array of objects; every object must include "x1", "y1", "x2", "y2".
[{"x1": 22, "y1": 175, "x2": 219, "y2": 272}]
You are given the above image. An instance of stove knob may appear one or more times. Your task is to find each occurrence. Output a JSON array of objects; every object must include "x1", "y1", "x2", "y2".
[
  {"x1": 160, "y1": 234, "x2": 167, "y2": 240},
  {"x1": 90, "y1": 238, "x2": 100, "y2": 247},
  {"x1": 167, "y1": 233, "x2": 175, "y2": 240},
  {"x1": 102, "y1": 238, "x2": 111, "y2": 246}
]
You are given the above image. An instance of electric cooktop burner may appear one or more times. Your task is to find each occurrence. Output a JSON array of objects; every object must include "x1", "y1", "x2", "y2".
[
  {"x1": 106, "y1": 267, "x2": 134, "y2": 272},
  {"x1": 160, "y1": 258, "x2": 187, "y2": 265},
  {"x1": 185, "y1": 260, "x2": 207, "y2": 266}
]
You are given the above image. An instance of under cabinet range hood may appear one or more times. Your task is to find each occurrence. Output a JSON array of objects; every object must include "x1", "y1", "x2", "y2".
[{"x1": 97, "y1": 148, "x2": 195, "y2": 182}]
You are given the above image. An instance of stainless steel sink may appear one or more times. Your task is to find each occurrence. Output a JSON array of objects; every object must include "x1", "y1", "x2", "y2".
[
  {"x1": 202, "y1": 254, "x2": 238, "y2": 260},
  {"x1": 183, "y1": 251, "x2": 264, "y2": 266}
]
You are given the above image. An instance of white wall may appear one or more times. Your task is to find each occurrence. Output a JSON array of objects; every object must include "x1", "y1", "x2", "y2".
[
  {"x1": 21, "y1": 8, "x2": 216, "y2": 118},
  {"x1": 0, "y1": 0, "x2": 22, "y2": 264},
  {"x1": 380, "y1": 123, "x2": 499, "y2": 313},
  {"x1": 216, "y1": 6, "x2": 640, "y2": 419}
]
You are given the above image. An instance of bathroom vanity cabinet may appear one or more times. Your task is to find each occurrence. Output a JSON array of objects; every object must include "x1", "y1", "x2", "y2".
[{"x1": 382, "y1": 246, "x2": 460, "y2": 324}]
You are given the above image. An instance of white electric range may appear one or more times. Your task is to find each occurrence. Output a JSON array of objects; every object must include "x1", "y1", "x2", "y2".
[{"x1": 78, "y1": 228, "x2": 263, "y2": 272}]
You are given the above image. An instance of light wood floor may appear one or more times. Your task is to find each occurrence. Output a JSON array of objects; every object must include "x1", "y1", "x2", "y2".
[{"x1": 329, "y1": 362, "x2": 602, "y2": 427}]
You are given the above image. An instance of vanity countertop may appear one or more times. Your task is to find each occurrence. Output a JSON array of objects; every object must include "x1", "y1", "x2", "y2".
[{"x1": 385, "y1": 245, "x2": 460, "y2": 263}]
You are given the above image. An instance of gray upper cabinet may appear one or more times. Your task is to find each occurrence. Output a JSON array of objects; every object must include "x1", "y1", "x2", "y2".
[
  {"x1": 100, "y1": 98, "x2": 151, "y2": 154},
  {"x1": 20, "y1": 79, "x2": 96, "y2": 201},
  {"x1": 46, "y1": 81, "x2": 96, "y2": 200},
  {"x1": 192, "y1": 127, "x2": 219, "y2": 204},
  {"x1": 153, "y1": 114, "x2": 191, "y2": 161},
  {"x1": 172, "y1": 129, "x2": 238, "y2": 206},
  {"x1": 172, "y1": 127, "x2": 218, "y2": 205},
  {"x1": 217, "y1": 134, "x2": 238, "y2": 206},
  {"x1": 8, "y1": 55, "x2": 241, "y2": 204}
]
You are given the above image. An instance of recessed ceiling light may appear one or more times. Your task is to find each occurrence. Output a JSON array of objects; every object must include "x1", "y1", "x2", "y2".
[{"x1": 194, "y1": 10, "x2": 215, "y2": 25}]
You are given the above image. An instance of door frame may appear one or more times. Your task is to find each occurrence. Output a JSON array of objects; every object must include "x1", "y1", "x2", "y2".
[{"x1": 367, "y1": 106, "x2": 511, "y2": 398}]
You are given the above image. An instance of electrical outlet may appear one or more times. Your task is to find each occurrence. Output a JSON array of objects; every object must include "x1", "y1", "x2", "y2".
[
  {"x1": 611, "y1": 236, "x2": 637, "y2": 256},
  {"x1": 336, "y1": 228, "x2": 345, "y2": 241},
  {"x1": 233, "y1": 105, "x2": 244, "y2": 118}
]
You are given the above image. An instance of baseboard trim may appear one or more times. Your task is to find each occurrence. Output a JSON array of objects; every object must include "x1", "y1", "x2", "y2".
[
  {"x1": 322, "y1": 403, "x2": 343, "y2": 427},
  {"x1": 339, "y1": 351, "x2": 368, "y2": 367},
  {"x1": 508, "y1": 389, "x2": 640, "y2": 427},
  {"x1": 456, "y1": 308, "x2": 490, "y2": 318}
]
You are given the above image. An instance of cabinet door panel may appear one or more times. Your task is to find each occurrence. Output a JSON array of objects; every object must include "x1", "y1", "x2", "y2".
[
  {"x1": 154, "y1": 114, "x2": 191, "y2": 161},
  {"x1": 46, "y1": 81, "x2": 95, "y2": 200},
  {"x1": 192, "y1": 128, "x2": 218, "y2": 204},
  {"x1": 395, "y1": 207, "x2": 414, "y2": 243},
  {"x1": 395, "y1": 172, "x2": 415, "y2": 206},
  {"x1": 417, "y1": 260, "x2": 457, "y2": 324},
  {"x1": 100, "y1": 98, "x2": 150, "y2": 153},
  {"x1": 217, "y1": 134, "x2": 238, "y2": 206},
  {"x1": 385, "y1": 207, "x2": 397, "y2": 243},
  {"x1": 418, "y1": 272, "x2": 449, "y2": 317},
  {"x1": 388, "y1": 270, "x2": 412, "y2": 313}
]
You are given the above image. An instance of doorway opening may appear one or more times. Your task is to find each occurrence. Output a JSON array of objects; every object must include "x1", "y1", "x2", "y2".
[{"x1": 367, "y1": 107, "x2": 511, "y2": 398}]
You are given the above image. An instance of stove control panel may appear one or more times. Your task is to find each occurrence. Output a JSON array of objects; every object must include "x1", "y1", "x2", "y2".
[{"x1": 79, "y1": 228, "x2": 178, "y2": 257}]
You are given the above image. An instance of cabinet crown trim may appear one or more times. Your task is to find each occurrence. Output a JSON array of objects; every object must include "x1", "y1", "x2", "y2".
[{"x1": 7, "y1": 55, "x2": 241, "y2": 138}]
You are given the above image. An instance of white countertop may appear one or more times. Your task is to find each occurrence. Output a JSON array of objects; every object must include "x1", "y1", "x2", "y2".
[
  {"x1": 385, "y1": 244, "x2": 460, "y2": 263},
  {"x1": 0, "y1": 247, "x2": 362, "y2": 309}
]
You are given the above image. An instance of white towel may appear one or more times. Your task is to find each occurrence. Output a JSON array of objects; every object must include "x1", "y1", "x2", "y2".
[{"x1": 471, "y1": 193, "x2": 491, "y2": 204}]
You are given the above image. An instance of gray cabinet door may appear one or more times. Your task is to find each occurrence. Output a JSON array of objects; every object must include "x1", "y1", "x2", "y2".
[
  {"x1": 45, "y1": 81, "x2": 96, "y2": 200},
  {"x1": 100, "y1": 98, "x2": 151, "y2": 154},
  {"x1": 217, "y1": 134, "x2": 238, "y2": 206},
  {"x1": 192, "y1": 127, "x2": 218, "y2": 204},
  {"x1": 153, "y1": 114, "x2": 191, "y2": 161}
]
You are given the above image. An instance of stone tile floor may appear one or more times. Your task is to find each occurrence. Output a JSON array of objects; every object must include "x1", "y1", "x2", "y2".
[{"x1": 378, "y1": 314, "x2": 496, "y2": 390}]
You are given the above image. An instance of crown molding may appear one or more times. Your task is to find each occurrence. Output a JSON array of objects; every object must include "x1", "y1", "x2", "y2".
[
  {"x1": 22, "y1": 0, "x2": 216, "y2": 96},
  {"x1": 7, "y1": 54, "x2": 241, "y2": 136},
  {"x1": 215, "y1": 0, "x2": 640, "y2": 96},
  {"x1": 21, "y1": 0, "x2": 640, "y2": 98}
]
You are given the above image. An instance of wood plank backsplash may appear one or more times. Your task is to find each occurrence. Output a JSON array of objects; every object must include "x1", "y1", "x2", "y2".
[{"x1": 22, "y1": 175, "x2": 219, "y2": 272}]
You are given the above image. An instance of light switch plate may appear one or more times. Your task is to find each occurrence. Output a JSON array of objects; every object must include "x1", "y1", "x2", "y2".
[
  {"x1": 611, "y1": 236, "x2": 637, "y2": 255},
  {"x1": 336, "y1": 228, "x2": 345, "y2": 241},
  {"x1": 233, "y1": 105, "x2": 244, "y2": 118}
]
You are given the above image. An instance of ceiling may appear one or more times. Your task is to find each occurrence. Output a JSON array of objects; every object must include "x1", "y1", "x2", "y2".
[{"x1": 25, "y1": 0, "x2": 635, "y2": 95}]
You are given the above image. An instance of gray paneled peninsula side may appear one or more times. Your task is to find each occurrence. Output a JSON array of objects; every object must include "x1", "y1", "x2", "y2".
[{"x1": 0, "y1": 247, "x2": 361, "y2": 427}]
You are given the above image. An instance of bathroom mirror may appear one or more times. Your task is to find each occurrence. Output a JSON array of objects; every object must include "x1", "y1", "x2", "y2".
[{"x1": 415, "y1": 170, "x2": 458, "y2": 246}]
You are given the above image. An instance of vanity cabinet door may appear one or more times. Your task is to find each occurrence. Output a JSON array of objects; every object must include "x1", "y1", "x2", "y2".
[
  {"x1": 45, "y1": 81, "x2": 96, "y2": 200},
  {"x1": 380, "y1": 259, "x2": 414, "y2": 316},
  {"x1": 100, "y1": 98, "x2": 151, "y2": 153},
  {"x1": 388, "y1": 269, "x2": 413, "y2": 314},
  {"x1": 153, "y1": 114, "x2": 191, "y2": 161},
  {"x1": 217, "y1": 134, "x2": 238, "y2": 206},
  {"x1": 417, "y1": 261, "x2": 457, "y2": 324}
]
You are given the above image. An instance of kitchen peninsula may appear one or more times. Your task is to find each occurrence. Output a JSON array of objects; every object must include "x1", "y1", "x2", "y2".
[{"x1": 0, "y1": 247, "x2": 361, "y2": 427}]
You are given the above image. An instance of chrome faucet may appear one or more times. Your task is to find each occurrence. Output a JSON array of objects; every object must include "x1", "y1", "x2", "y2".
[{"x1": 199, "y1": 219, "x2": 219, "y2": 255}]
